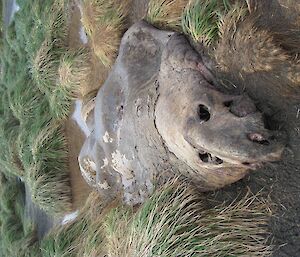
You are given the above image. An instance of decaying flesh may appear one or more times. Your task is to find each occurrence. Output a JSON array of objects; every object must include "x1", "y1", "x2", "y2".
[{"x1": 78, "y1": 21, "x2": 286, "y2": 205}]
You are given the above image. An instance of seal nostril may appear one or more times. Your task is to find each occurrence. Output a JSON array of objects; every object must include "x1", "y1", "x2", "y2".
[
  {"x1": 199, "y1": 152, "x2": 210, "y2": 162},
  {"x1": 223, "y1": 100, "x2": 233, "y2": 107},
  {"x1": 262, "y1": 113, "x2": 281, "y2": 131},
  {"x1": 198, "y1": 104, "x2": 210, "y2": 122},
  {"x1": 242, "y1": 162, "x2": 250, "y2": 166},
  {"x1": 248, "y1": 133, "x2": 270, "y2": 145},
  {"x1": 213, "y1": 157, "x2": 223, "y2": 164}
]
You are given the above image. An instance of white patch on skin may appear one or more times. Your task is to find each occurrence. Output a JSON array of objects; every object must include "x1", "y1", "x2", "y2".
[
  {"x1": 111, "y1": 150, "x2": 134, "y2": 179},
  {"x1": 62, "y1": 211, "x2": 79, "y2": 225},
  {"x1": 103, "y1": 131, "x2": 113, "y2": 143},
  {"x1": 97, "y1": 180, "x2": 110, "y2": 190},
  {"x1": 111, "y1": 151, "x2": 139, "y2": 204},
  {"x1": 79, "y1": 157, "x2": 97, "y2": 186},
  {"x1": 89, "y1": 159, "x2": 97, "y2": 171},
  {"x1": 100, "y1": 158, "x2": 109, "y2": 169}
]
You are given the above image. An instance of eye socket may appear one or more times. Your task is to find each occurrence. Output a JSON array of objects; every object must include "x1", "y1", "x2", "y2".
[{"x1": 198, "y1": 104, "x2": 210, "y2": 122}]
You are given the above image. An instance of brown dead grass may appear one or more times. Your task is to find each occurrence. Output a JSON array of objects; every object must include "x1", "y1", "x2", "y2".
[
  {"x1": 146, "y1": 0, "x2": 188, "y2": 31},
  {"x1": 103, "y1": 181, "x2": 273, "y2": 257},
  {"x1": 42, "y1": 181, "x2": 273, "y2": 256},
  {"x1": 215, "y1": 3, "x2": 288, "y2": 73},
  {"x1": 58, "y1": 48, "x2": 91, "y2": 98},
  {"x1": 67, "y1": 2, "x2": 108, "y2": 97},
  {"x1": 81, "y1": 0, "x2": 131, "y2": 67}
]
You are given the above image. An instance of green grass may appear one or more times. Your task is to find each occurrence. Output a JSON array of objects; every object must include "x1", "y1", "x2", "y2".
[
  {"x1": 81, "y1": 0, "x2": 130, "y2": 67},
  {"x1": 0, "y1": 172, "x2": 41, "y2": 257},
  {"x1": 41, "y1": 192, "x2": 106, "y2": 257},
  {"x1": 182, "y1": 0, "x2": 232, "y2": 45},
  {"x1": 0, "y1": 0, "x2": 3, "y2": 40},
  {"x1": 0, "y1": 0, "x2": 92, "y2": 217},
  {"x1": 51, "y1": 48, "x2": 91, "y2": 118},
  {"x1": 40, "y1": 182, "x2": 272, "y2": 257},
  {"x1": 103, "y1": 181, "x2": 272, "y2": 257},
  {"x1": 146, "y1": 0, "x2": 241, "y2": 45},
  {"x1": 146, "y1": 0, "x2": 188, "y2": 31},
  {"x1": 41, "y1": 217, "x2": 87, "y2": 257}
]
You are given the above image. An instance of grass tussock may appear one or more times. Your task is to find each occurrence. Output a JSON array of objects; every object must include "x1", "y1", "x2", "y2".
[
  {"x1": 50, "y1": 48, "x2": 91, "y2": 118},
  {"x1": 182, "y1": 0, "x2": 233, "y2": 45},
  {"x1": 103, "y1": 181, "x2": 272, "y2": 257},
  {"x1": 0, "y1": 0, "x2": 94, "y2": 216},
  {"x1": 0, "y1": 172, "x2": 41, "y2": 257},
  {"x1": 41, "y1": 191, "x2": 107, "y2": 257},
  {"x1": 81, "y1": 0, "x2": 130, "y2": 67},
  {"x1": 146, "y1": 0, "x2": 189, "y2": 31},
  {"x1": 18, "y1": 122, "x2": 72, "y2": 216},
  {"x1": 41, "y1": 181, "x2": 273, "y2": 256}
]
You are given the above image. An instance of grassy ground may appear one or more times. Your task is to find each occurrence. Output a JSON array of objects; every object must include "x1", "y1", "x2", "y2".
[
  {"x1": 40, "y1": 181, "x2": 272, "y2": 256},
  {"x1": 81, "y1": 0, "x2": 130, "y2": 67},
  {"x1": 0, "y1": 172, "x2": 41, "y2": 257},
  {"x1": 0, "y1": 0, "x2": 72, "y2": 216},
  {"x1": 41, "y1": 191, "x2": 106, "y2": 257},
  {"x1": 0, "y1": 0, "x2": 98, "y2": 254},
  {"x1": 0, "y1": 0, "x2": 93, "y2": 217},
  {"x1": 146, "y1": 0, "x2": 247, "y2": 46},
  {"x1": 146, "y1": 0, "x2": 188, "y2": 31}
]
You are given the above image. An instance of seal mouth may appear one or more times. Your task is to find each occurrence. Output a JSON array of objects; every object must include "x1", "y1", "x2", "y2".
[{"x1": 196, "y1": 145, "x2": 271, "y2": 170}]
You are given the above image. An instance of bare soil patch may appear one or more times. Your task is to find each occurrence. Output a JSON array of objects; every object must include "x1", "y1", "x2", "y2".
[{"x1": 64, "y1": 116, "x2": 91, "y2": 210}]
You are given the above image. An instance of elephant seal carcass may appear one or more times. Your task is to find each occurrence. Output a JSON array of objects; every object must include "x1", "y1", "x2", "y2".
[{"x1": 78, "y1": 21, "x2": 286, "y2": 205}]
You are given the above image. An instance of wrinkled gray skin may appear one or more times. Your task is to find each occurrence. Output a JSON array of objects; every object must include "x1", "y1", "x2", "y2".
[{"x1": 79, "y1": 21, "x2": 286, "y2": 205}]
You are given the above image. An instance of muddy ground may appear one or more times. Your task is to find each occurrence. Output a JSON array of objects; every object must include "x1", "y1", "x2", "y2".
[{"x1": 18, "y1": 0, "x2": 299, "y2": 256}]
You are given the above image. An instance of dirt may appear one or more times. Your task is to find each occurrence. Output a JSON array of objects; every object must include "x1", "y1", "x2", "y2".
[
  {"x1": 206, "y1": 149, "x2": 300, "y2": 256},
  {"x1": 65, "y1": 2, "x2": 93, "y2": 210},
  {"x1": 65, "y1": 116, "x2": 92, "y2": 210}
]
